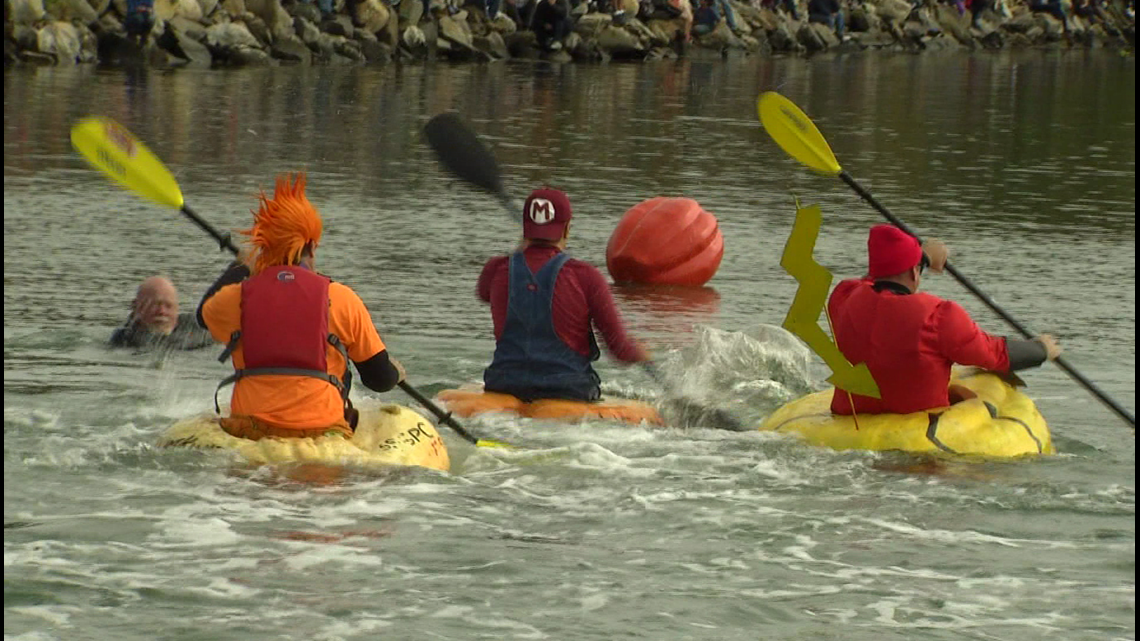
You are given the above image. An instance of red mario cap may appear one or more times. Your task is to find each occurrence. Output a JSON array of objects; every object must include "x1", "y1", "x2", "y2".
[
  {"x1": 867, "y1": 224, "x2": 923, "y2": 279},
  {"x1": 522, "y1": 188, "x2": 572, "y2": 241}
]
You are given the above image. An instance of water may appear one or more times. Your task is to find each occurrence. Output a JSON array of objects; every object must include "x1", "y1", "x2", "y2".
[{"x1": 4, "y1": 52, "x2": 1134, "y2": 640}]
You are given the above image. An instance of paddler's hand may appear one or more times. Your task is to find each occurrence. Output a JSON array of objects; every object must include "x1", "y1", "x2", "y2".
[
  {"x1": 921, "y1": 240, "x2": 948, "y2": 274},
  {"x1": 1036, "y1": 334, "x2": 1062, "y2": 361},
  {"x1": 390, "y1": 357, "x2": 407, "y2": 384}
]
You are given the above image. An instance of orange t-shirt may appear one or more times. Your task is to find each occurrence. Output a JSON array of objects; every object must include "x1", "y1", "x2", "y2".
[{"x1": 202, "y1": 280, "x2": 385, "y2": 429}]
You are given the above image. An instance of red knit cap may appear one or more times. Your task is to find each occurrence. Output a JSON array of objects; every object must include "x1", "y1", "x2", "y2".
[{"x1": 867, "y1": 224, "x2": 922, "y2": 279}]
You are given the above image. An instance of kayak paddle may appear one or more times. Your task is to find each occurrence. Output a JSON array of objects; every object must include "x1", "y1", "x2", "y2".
[
  {"x1": 71, "y1": 116, "x2": 511, "y2": 448},
  {"x1": 757, "y1": 91, "x2": 1135, "y2": 430},
  {"x1": 424, "y1": 112, "x2": 747, "y2": 431}
]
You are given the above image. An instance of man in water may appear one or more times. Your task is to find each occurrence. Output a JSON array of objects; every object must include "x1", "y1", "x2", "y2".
[
  {"x1": 477, "y1": 188, "x2": 650, "y2": 402},
  {"x1": 828, "y1": 224, "x2": 1062, "y2": 415},
  {"x1": 109, "y1": 276, "x2": 213, "y2": 351},
  {"x1": 197, "y1": 172, "x2": 406, "y2": 441}
]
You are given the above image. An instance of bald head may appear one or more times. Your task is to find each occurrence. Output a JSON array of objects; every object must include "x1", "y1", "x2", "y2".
[{"x1": 132, "y1": 276, "x2": 179, "y2": 334}]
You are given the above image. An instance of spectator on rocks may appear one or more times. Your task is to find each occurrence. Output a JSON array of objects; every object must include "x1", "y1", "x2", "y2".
[
  {"x1": 656, "y1": 0, "x2": 694, "y2": 41},
  {"x1": 967, "y1": 0, "x2": 990, "y2": 28},
  {"x1": 1029, "y1": 0, "x2": 1069, "y2": 27},
  {"x1": 692, "y1": 0, "x2": 742, "y2": 34},
  {"x1": 807, "y1": 0, "x2": 844, "y2": 37},
  {"x1": 692, "y1": 0, "x2": 721, "y2": 34},
  {"x1": 124, "y1": 0, "x2": 156, "y2": 47},
  {"x1": 761, "y1": 0, "x2": 800, "y2": 20},
  {"x1": 531, "y1": 0, "x2": 571, "y2": 50}
]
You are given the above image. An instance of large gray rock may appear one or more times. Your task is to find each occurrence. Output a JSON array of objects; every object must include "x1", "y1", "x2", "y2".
[
  {"x1": 847, "y1": 6, "x2": 880, "y2": 32},
  {"x1": 574, "y1": 12, "x2": 612, "y2": 38},
  {"x1": 270, "y1": 32, "x2": 311, "y2": 61},
  {"x1": 294, "y1": 16, "x2": 321, "y2": 43},
  {"x1": 196, "y1": 0, "x2": 219, "y2": 18},
  {"x1": 473, "y1": 31, "x2": 508, "y2": 57},
  {"x1": 154, "y1": 0, "x2": 204, "y2": 21},
  {"x1": 768, "y1": 21, "x2": 799, "y2": 51},
  {"x1": 77, "y1": 23, "x2": 98, "y2": 62},
  {"x1": 874, "y1": 0, "x2": 912, "y2": 24},
  {"x1": 9, "y1": 0, "x2": 47, "y2": 25},
  {"x1": 934, "y1": 3, "x2": 972, "y2": 43},
  {"x1": 220, "y1": 0, "x2": 245, "y2": 17},
  {"x1": 84, "y1": 0, "x2": 111, "y2": 16},
  {"x1": 36, "y1": 21, "x2": 83, "y2": 63},
  {"x1": 168, "y1": 15, "x2": 207, "y2": 41},
  {"x1": 160, "y1": 25, "x2": 213, "y2": 65},
  {"x1": 437, "y1": 15, "x2": 473, "y2": 49},
  {"x1": 596, "y1": 24, "x2": 642, "y2": 53},
  {"x1": 43, "y1": 0, "x2": 98, "y2": 24},
  {"x1": 285, "y1": 0, "x2": 321, "y2": 22},
  {"x1": 1035, "y1": 13, "x2": 1065, "y2": 41},
  {"x1": 245, "y1": 0, "x2": 294, "y2": 40},
  {"x1": 487, "y1": 13, "x2": 515, "y2": 35},
  {"x1": 357, "y1": 34, "x2": 390, "y2": 62},
  {"x1": 1002, "y1": 11, "x2": 1036, "y2": 33},
  {"x1": 331, "y1": 34, "x2": 365, "y2": 60},
  {"x1": 227, "y1": 43, "x2": 275, "y2": 63},
  {"x1": 320, "y1": 14, "x2": 354, "y2": 37},
  {"x1": 797, "y1": 22, "x2": 838, "y2": 51},
  {"x1": 243, "y1": 15, "x2": 272, "y2": 46},
  {"x1": 397, "y1": 0, "x2": 422, "y2": 25},
  {"x1": 354, "y1": 0, "x2": 389, "y2": 33},
  {"x1": 205, "y1": 21, "x2": 262, "y2": 48}
]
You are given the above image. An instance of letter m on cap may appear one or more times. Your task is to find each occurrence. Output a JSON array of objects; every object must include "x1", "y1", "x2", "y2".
[{"x1": 529, "y1": 198, "x2": 556, "y2": 224}]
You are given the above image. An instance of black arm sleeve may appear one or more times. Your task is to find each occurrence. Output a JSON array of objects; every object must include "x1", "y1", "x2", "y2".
[
  {"x1": 1007, "y1": 338, "x2": 1049, "y2": 372},
  {"x1": 196, "y1": 261, "x2": 252, "y2": 328},
  {"x1": 355, "y1": 349, "x2": 401, "y2": 393}
]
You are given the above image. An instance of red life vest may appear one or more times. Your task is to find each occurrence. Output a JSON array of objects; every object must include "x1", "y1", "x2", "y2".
[
  {"x1": 829, "y1": 280, "x2": 954, "y2": 415},
  {"x1": 214, "y1": 265, "x2": 352, "y2": 420}
]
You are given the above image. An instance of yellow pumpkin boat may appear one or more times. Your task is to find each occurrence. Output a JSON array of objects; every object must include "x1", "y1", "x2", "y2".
[
  {"x1": 156, "y1": 404, "x2": 451, "y2": 472},
  {"x1": 759, "y1": 369, "x2": 1054, "y2": 458}
]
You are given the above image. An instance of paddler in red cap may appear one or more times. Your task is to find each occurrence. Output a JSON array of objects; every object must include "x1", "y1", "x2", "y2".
[
  {"x1": 196, "y1": 172, "x2": 406, "y2": 440},
  {"x1": 477, "y1": 188, "x2": 650, "y2": 402},
  {"x1": 827, "y1": 224, "x2": 1062, "y2": 415}
]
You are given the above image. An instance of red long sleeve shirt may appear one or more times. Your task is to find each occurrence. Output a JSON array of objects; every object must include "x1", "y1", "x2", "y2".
[{"x1": 477, "y1": 245, "x2": 647, "y2": 363}]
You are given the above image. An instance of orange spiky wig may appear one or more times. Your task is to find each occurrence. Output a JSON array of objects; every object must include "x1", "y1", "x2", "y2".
[{"x1": 240, "y1": 172, "x2": 323, "y2": 275}]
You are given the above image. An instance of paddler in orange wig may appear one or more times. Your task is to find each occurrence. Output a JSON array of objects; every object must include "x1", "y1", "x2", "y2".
[{"x1": 196, "y1": 172, "x2": 406, "y2": 441}]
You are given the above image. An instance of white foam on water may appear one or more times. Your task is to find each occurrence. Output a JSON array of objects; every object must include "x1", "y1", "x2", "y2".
[
  {"x1": 4, "y1": 606, "x2": 74, "y2": 629},
  {"x1": 312, "y1": 617, "x2": 393, "y2": 640},
  {"x1": 281, "y1": 543, "x2": 385, "y2": 572}
]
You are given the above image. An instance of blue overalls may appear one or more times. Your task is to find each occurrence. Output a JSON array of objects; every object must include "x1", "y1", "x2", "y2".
[{"x1": 484, "y1": 252, "x2": 601, "y2": 402}]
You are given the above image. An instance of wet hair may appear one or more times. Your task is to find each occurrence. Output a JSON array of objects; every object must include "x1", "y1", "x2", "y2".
[{"x1": 240, "y1": 173, "x2": 322, "y2": 275}]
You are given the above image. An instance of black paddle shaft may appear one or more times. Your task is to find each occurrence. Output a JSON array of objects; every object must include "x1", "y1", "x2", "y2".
[
  {"x1": 397, "y1": 381, "x2": 480, "y2": 445},
  {"x1": 839, "y1": 171, "x2": 1135, "y2": 428},
  {"x1": 181, "y1": 204, "x2": 240, "y2": 255}
]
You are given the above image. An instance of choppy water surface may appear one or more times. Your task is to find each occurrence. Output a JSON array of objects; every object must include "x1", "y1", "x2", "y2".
[{"x1": 4, "y1": 53, "x2": 1134, "y2": 640}]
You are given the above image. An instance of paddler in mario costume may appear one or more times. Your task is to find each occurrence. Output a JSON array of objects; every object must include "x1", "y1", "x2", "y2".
[
  {"x1": 197, "y1": 172, "x2": 406, "y2": 440},
  {"x1": 477, "y1": 187, "x2": 651, "y2": 402},
  {"x1": 827, "y1": 224, "x2": 1062, "y2": 415}
]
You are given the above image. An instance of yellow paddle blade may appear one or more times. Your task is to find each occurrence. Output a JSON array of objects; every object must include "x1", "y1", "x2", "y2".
[
  {"x1": 780, "y1": 201, "x2": 880, "y2": 398},
  {"x1": 757, "y1": 92, "x2": 842, "y2": 176},
  {"x1": 70, "y1": 116, "x2": 185, "y2": 209}
]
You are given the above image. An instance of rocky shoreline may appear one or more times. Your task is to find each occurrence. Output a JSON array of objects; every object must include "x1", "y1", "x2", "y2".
[{"x1": 5, "y1": 0, "x2": 1136, "y2": 68}]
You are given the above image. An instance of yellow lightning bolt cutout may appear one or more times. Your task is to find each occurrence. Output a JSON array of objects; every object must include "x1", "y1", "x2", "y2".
[{"x1": 781, "y1": 201, "x2": 881, "y2": 399}]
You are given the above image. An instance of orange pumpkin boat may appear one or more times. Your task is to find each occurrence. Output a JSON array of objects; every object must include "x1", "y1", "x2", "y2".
[
  {"x1": 436, "y1": 388, "x2": 665, "y2": 426},
  {"x1": 606, "y1": 197, "x2": 724, "y2": 287}
]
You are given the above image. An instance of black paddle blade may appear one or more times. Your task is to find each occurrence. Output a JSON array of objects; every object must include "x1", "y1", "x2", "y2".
[{"x1": 423, "y1": 112, "x2": 505, "y2": 198}]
